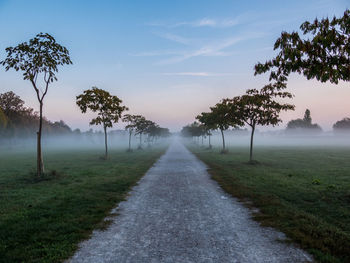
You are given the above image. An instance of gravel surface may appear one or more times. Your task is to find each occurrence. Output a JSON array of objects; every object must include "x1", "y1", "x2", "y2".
[{"x1": 68, "y1": 139, "x2": 312, "y2": 263}]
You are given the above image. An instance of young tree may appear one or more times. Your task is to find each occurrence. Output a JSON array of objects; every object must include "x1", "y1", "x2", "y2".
[
  {"x1": 232, "y1": 85, "x2": 294, "y2": 163},
  {"x1": 196, "y1": 112, "x2": 217, "y2": 149},
  {"x1": 145, "y1": 121, "x2": 159, "y2": 146},
  {"x1": 209, "y1": 101, "x2": 235, "y2": 153},
  {"x1": 255, "y1": 9, "x2": 350, "y2": 85},
  {"x1": 122, "y1": 114, "x2": 142, "y2": 151},
  {"x1": 1, "y1": 33, "x2": 72, "y2": 176},
  {"x1": 134, "y1": 116, "x2": 150, "y2": 149},
  {"x1": 76, "y1": 87, "x2": 127, "y2": 159}
]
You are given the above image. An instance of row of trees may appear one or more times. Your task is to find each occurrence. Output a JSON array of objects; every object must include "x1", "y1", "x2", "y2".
[
  {"x1": 182, "y1": 84, "x2": 294, "y2": 162},
  {"x1": 75, "y1": 87, "x2": 170, "y2": 159},
  {"x1": 183, "y1": 9, "x2": 350, "y2": 162},
  {"x1": 1, "y1": 33, "x2": 169, "y2": 176},
  {"x1": 182, "y1": 109, "x2": 350, "y2": 145},
  {"x1": 123, "y1": 114, "x2": 170, "y2": 152}
]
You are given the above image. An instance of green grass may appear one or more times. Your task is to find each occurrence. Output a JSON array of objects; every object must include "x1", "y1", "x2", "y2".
[
  {"x1": 188, "y1": 144, "x2": 350, "y2": 263},
  {"x1": 0, "y1": 146, "x2": 167, "y2": 263}
]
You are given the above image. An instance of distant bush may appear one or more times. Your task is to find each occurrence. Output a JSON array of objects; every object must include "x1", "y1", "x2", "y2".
[
  {"x1": 333, "y1": 117, "x2": 350, "y2": 134},
  {"x1": 286, "y1": 109, "x2": 322, "y2": 134}
]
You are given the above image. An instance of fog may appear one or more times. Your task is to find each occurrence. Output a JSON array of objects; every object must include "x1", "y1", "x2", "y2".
[
  {"x1": 0, "y1": 131, "x2": 171, "y2": 154},
  {"x1": 184, "y1": 129, "x2": 350, "y2": 148}
]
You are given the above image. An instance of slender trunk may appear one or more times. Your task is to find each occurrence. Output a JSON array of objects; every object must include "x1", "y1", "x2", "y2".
[
  {"x1": 201, "y1": 136, "x2": 204, "y2": 145},
  {"x1": 249, "y1": 125, "x2": 255, "y2": 162},
  {"x1": 128, "y1": 130, "x2": 132, "y2": 151},
  {"x1": 37, "y1": 102, "x2": 44, "y2": 176},
  {"x1": 209, "y1": 134, "x2": 211, "y2": 148},
  {"x1": 104, "y1": 125, "x2": 108, "y2": 158},
  {"x1": 220, "y1": 129, "x2": 225, "y2": 151}
]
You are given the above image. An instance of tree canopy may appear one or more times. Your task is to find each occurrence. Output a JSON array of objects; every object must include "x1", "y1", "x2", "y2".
[
  {"x1": 76, "y1": 87, "x2": 128, "y2": 129},
  {"x1": 255, "y1": 9, "x2": 350, "y2": 84},
  {"x1": 1, "y1": 33, "x2": 72, "y2": 102}
]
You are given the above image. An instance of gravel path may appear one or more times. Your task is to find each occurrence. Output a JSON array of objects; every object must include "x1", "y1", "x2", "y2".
[{"x1": 68, "y1": 139, "x2": 312, "y2": 263}]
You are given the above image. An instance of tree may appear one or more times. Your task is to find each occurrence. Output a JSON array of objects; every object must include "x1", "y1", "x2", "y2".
[
  {"x1": 208, "y1": 101, "x2": 235, "y2": 153},
  {"x1": 231, "y1": 85, "x2": 294, "y2": 162},
  {"x1": 1, "y1": 33, "x2": 72, "y2": 176},
  {"x1": 303, "y1": 109, "x2": 312, "y2": 124},
  {"x1": 122, "y1": 114, "x2": 142, "y2": 151},
  {"x1": 196, "y1": 112, "x2": 217, "y2": 149},
  {"x1": 145, "y1": 122, "x2": 159, "y2": 145},
  {"x1": 76, "y1": 87, "x2": 127, "y2": 158},
  {"x1": 255, "y1": 9, "x2": 350, "y2": 84},
  {"x1": 333, "y1": 118, "x2": 350, "y2": 133},
  {"x1": 133, "y1": 116, "x2": 155, "y2": 149},
  {"x1": 0, "y1": 91, "x2": 26, "y2": 116}
]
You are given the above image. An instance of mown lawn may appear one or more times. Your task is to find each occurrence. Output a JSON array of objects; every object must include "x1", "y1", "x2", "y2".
[
  {"x1": 189, "y1": 144, "x2": 350, "y2": 263},
  {"x1": 0, "y1": 146, "x2": 167, "y2": 263}
]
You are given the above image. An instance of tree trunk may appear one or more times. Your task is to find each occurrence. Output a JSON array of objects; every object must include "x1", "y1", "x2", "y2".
[
  {"x1": 220, "y1": 129, "x2": 225, "y2": 151},
  {"x1": 209, "y1": 134, "x2": 212, "y2": 148},
  {"x1": 128, "y1": 130, "x2": 132, "y2": 151},
  {"x1": 201, "y1": 136, "x2": 204, "y2": 145},
  {"x1": 249, "y1": 125, "x2": 255, "y2": 162},
  {"x1": 104, "y1": 125, "x2": 108, "y2": 158},
  {"x1": 37, "y1": 102, "x2": 44, "y2": 176}
]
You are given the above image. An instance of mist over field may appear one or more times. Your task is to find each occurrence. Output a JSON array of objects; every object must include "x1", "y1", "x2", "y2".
[
  {"x1": 0, "y1": 133, "x2": 171, "y2": 154},
  {"x1": 193, "y1": 130, "x2": 350, "y2": 148}
]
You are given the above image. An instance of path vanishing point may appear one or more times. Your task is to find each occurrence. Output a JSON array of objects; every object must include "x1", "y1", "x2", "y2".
[{"x1": 68, "y1": 139, "x2": 312, "y2": 263}]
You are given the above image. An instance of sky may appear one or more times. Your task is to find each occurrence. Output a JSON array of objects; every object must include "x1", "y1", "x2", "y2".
[{"x1": 0, "y1": 0, "x2": 349, "y2": 132}]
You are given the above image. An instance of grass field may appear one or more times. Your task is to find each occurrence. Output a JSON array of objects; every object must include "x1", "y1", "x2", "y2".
[
  {"x1": 0, "y1": 146, "x2": 167, "y2": 263},
  {"x1": 188, "y1": 144, "x2": 350, "y2": 263}
]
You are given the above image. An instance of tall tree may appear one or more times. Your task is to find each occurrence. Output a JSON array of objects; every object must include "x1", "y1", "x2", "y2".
[
  {"x1": 303, "y1": 109, "x2": 312, "y2": 124},
  {"x1": 76, "y1": 87, "x2": 127, "y2": 158},
  {"x1": 232, "y1": 85, "x2": 294, "y2": 162},
  {"x1": 1, "y1": 33, "x2": 72, "y2": 176},
  {"x1": 122, "y1": 114, "x2": 142, "y2": 151},
  {"x1": 255, "y1": 9, "x2": 350, "y2": 84}
]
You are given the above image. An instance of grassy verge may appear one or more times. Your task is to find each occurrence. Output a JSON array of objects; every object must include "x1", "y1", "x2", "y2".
[
  {"x1": 188, "y1": 144, "x2": 350, "y2": 263},
  {"x1": 0, "y1": 146, "x2": 167, "y2": 263}
]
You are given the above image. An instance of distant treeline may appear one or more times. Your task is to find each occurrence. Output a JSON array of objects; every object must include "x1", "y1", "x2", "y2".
[
  {"x1": 182, "y1": 108, "x2": 350, "y2": 139},
  {"x1": 0, "y1": 91, "x2": 171, "y2": 141},
  {"x1": 0, "y1": 91, "x2": 75, "y2": 138}
]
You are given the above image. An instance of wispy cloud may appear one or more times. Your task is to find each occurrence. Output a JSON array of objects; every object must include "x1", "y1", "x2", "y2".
[
  {"x1": 153, "y1": 32, "x2": 192, "y2": 45},
  {"x1": 130, "y1": 50, "x2": 184, "y2": 57},
  {"x1": 162, "y1": 72, "x2": 233, "y2": 77},
  {"x1": 146, "y1": 12, "x2": 253, "y2": 28},
  {"x1": 156, "y1": 33, "x2": 265, "y2": 64}
]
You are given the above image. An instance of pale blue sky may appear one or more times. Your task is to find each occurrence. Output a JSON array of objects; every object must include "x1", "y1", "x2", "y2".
[{"x1": 0, "y1": 0, "x2": 349, "y2": 131}]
